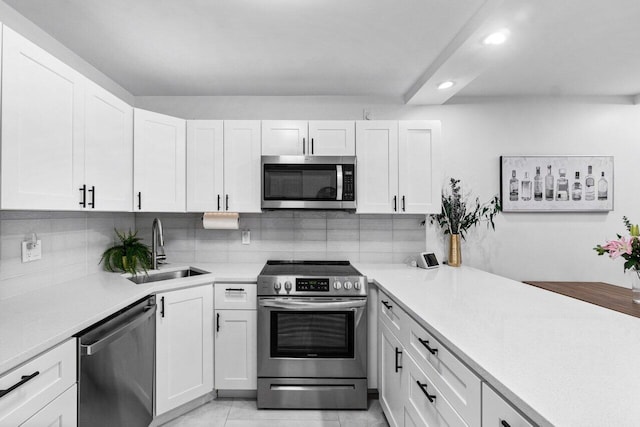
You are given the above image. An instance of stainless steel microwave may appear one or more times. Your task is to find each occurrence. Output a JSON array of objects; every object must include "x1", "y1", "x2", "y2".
[{"x1": 261, "y1": 156, "x2": 356, "y2": 210}]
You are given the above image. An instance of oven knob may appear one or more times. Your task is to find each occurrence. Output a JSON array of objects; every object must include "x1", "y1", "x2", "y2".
[
  {"x1": 344, "y1": 281, "x2": 353, "y2": 290},
  {"x1": 354, "y1": 281, "x2": 361, "y2": 290},
  {"x1": 284, "y1": 281, "x2": 292, "y2": 291},
  {"x1": 274, "y1": 282, "x2": 282, "y2": 291},
  {"x1": 333, "y1": 281, "x2": 342, "y2": 290}
]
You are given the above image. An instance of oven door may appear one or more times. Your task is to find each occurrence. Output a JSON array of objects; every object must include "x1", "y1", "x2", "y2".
[{"x1": 257, "y1": 297, "x2": 367, "y2": 379}]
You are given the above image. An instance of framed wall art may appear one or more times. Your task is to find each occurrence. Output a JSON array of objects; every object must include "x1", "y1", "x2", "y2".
[{"x1": 500, "y1": 155, "x2": 614, "y2": 212}]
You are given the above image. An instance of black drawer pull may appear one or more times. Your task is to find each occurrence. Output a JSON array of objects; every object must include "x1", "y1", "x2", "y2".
[
  {"x1": 217, "y1": 194, "x2": 221, "y2": 211},
  {"x1": 395, "y1": 347, "x2": 402, "y2": 372},
  {"x1": 393, "y1": 195, "x2": 397, "y2": 212},
  {"x1": 225, "y1": 288, "x2": 245, "y2": 292},
  {"x1": 160, "y1": 296, "x2": 165, "y2": 318},
  {"x1": 501, "y1": 421, "x2": 511, "y2": 427},
  {"x1": 79, "y1": 184, "x2": 87, "y2": 207},
  {"x1": 216, "y1": 313, "x2": 220, "y2": 332},
  {"x1": 137, "y1": 192, "x2": 142, "y2": 210},
  {"x1": 0, "y1": 371, "x2": 39, "y2": 399},
  {"x1": 402, "y1": 195, "x2": 406, "y2": 212},
  {"x1": 416, "y1": 380, "x2": 436, "y2": 403},
  {"x1": 381, "y1": 300, "x2": 392, "y2": 310},
  {"x1": 88, "y1": 185, "x2": 95, "y2": 208},
  {"x1": 225, "y1": 194, "x2": 229, "y2": 211},
  {"x1": 418, "y1": 338, "x2": 438, "y2": 355}
]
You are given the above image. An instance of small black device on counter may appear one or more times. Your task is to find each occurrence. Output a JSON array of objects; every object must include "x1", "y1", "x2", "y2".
[{"x1": 417, "y1": 252, "x2": 439, "y2": 269}]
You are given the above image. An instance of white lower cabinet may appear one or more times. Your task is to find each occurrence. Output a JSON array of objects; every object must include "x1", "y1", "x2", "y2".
[
  {"x1": 482, "y1": 384, "x2": 533, "y2": 427},
  {"x1": 379, "y1": 321, "x2": 405, "y2": 427},
  {"x1": 20, "y1": 384, "x2": 77, "y2": 427},
  {"x1": 214, "y1": 283, "x2": 257, "y2": 390},
  {"x1": 0, "y1": 339, "x2": 76, "y2": 426},
  {"x1": 155, "y1": 285, "x2": 214, "y2": 416}
]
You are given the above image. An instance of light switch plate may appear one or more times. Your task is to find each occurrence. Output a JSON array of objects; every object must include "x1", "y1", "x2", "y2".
[
  {"x1": 242, "y1": 230, "x2": 250, "y2": 245},
  {"x1": 22, "y1": 240, "x2": 42, "y2": 262}
]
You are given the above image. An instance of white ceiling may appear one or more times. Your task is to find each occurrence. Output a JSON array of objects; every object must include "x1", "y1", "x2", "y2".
[{"x1": 5, "y1": 0, "x2": 640, "y2": 102}]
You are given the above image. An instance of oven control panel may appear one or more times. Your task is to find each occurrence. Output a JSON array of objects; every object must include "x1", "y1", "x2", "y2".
[{"x1": 296, "y1": 278, "x2": 330, "y2": 292}]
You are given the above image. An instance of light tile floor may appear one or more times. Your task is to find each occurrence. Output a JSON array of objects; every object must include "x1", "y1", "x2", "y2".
[{"x1": 162, "y1": 398, "x2": 389, "y2": 427}]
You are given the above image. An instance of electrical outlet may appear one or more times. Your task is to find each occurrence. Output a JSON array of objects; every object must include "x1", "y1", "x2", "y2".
[
  {"x1": 22, "y1": 240, "x2": 42, "y2": 262},
  {"x1": 242, "y1": 230, "x2": 251, "y2": 245}
]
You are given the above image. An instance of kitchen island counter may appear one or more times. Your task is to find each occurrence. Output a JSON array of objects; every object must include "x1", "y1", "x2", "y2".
[{"x1": 357, "y1": 263, "x2": 640, "y2": 427}]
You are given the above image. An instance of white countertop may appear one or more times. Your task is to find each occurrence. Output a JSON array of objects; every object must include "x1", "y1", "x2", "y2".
[
  {"x1": 2, "y1": 262, "x2": 638, "y2": 426},
  {"x1": 0, "y1": 263, "x2": 263, "y2": 376},
  {"x1": 356, "y1": 263, "x2": 640, "y2": 427}
]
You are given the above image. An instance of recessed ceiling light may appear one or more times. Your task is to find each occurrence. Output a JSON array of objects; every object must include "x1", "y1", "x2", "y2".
[
  {"x1": 483, "y1": 29, "x2": 510, "y2": 45},
  {"x1": 437, "y1": 81, "x2": 455, "y2": 90}
]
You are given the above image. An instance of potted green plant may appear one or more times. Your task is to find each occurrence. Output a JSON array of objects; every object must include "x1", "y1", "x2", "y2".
[
  {"x1": 428, "y1": 178, "x2": 501, "y2": 266},
  {"x1": 100, "y1": 229, "x2": 152, "y2": 276}
]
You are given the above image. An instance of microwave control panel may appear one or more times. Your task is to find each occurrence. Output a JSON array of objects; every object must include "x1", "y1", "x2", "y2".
[{"x1": 342, "y1": 165, "x2": 355, "y2": 201}]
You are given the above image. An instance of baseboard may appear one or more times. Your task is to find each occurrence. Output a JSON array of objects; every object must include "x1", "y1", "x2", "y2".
[{"x1": 150, "y1": 392, "x2": 215, "y2": 426}]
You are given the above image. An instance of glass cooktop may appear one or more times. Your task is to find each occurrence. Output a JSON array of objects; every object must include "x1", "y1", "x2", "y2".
[{"x1": 260, "y1": 260, "x2": 362, "y2": 277}]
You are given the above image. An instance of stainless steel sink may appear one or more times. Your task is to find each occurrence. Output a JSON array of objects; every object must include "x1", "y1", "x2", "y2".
[{"x1": 128, "y1": 267, "x2": 208, "y2": 284}]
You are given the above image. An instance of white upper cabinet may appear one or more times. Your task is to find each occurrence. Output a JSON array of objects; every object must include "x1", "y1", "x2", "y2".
[
  {"x1": 357, "y1": 120, "x2": 441, "y2": 214},
  {"x1": 356, "y1": 121, "x2": 399, "y2": 214},
  {"x1": 186, "y1": 120, "x2": 224, "y2": 212},
  {"x1": 84, "y1": 81, "x2": 133, "y2": 211},
  {"x1": 308, "y1": 121, "x2": 355, "y2": 155},
  {"x1": 223, "y1": 120, "x2": 262, "y2": 212},
  {"x1": 262, "y1": 120, "x2": 307, "y2": 155},
  {"x1": 134, "y1": 108, "x2": 186, "y2": 212},
  {"x1": 1, "y1": 26, "x2": 85, "y2": 210},
  {"x1": 398, "y1": 121, "x2": 442, "y2": 214},
  {"x1": 262, "y1": 120, "x2": 355, "y2": 156}
]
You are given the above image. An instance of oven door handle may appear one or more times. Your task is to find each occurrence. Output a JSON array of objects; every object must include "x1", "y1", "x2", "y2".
[{"x1": 259, "y1": 299, "x2": 366, "y2": 310}]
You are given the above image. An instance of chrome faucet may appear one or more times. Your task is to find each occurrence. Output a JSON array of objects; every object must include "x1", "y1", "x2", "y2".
[{"x1": 151, "y1": 218, "x2": 166, "y2": 269}]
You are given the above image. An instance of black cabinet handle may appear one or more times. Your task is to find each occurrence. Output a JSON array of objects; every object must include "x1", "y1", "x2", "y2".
[
  {"x1": 418, "y1": 338, "x2": 438, "y2": 355},
  {"x1": 416, "y1": 380, "x2": 436, "y2": 403},
  {"x1": 395, "y1": 347, "x2": 402, "y2": 372},
  {"x1": 217, "y1": 194, "x2": 221, "y2": 211},
  {"x1": 402, "y1": 195, "x2": 406, "y2": 212},
  {"x1": 381, "y1": 300, "x2": 392, "y2": 310},
  {"x1": 303, "y1": 137, "x2": 306, "y2": 155},
  {"x1": 137, "y1": 192, "x2": 142, "y2": 210},
  {"x1": 393, "y1": 196, "x2": 397, "y2": 212},
  {"x1": 311, "y1": 138, "x2": 314, "y2": 154},
  {"x1": 216, "y1": 313, "x2": 220, "y2": 332},
  {"x1": 225, "y1": 194, "x2": 229, "y2": 211},
  {"x1": 160, "y1": 296, "x2": 165, "y2": 318},
  {"x1": 501, "y1": 421, "x2": 511, "y2": 427},
  {"x1": 0, "y1": 371, "x2": 40, "y2": 399},
  {"x1": 79, "y1": 184, "x2": 87, "y2": 207},
  {"x1": 225, "y1": 288, "x2": 245, "y2": 292},
  {"x1": 88, "y1": 186, "x2": 95, "y2": 209}
]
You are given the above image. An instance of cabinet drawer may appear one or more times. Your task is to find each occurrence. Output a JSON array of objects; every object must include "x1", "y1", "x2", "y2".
[
  {"x1": 215, "y1": 283, "x2": 257, "y2": 310},
  {"x1": 482, "y1": 383, "x2": 533, "y2": 427},
  {"x1": 405, "y1": 352, "x2": 468, "y2": 427},
  {"x1": 405, "y1": 317, "x2": 481, "y2": 427},
  {"x1": 20, "y1": 383, "x2": 77, "y2": 427},
  {"x1": 0, "y1": 338, "x2": 76, "y2": 426},
  {"x1": 378, "y1": 291, "x2": 406, "y2": 342}
]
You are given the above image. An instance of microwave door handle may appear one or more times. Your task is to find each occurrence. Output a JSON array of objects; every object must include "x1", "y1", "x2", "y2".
[{"x1": 336, "y1": 165, "x2": 343, "y2": 201}]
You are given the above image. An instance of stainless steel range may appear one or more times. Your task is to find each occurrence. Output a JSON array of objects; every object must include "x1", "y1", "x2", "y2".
[{"x1": 257, "y1": 260, "x2": 368, "y2": 409}]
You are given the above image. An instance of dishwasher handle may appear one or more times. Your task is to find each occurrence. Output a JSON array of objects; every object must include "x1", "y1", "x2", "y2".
[{"x1": 80, "y1": 304, "x2": 156, "y2": 356}]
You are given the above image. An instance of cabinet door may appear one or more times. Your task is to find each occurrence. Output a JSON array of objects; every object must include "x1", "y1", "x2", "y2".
[
  {"x1": 482, "y1": 384, "x2": 533, "y2": 427},
  {"x1": 1, "y1": 26, "x2": 85, "y2": 210},
  {"x1": 398, "y1": 121, "x2": 442, "y2": 214},
  {"x1": 223, "y1": 120, "x2": 262, "y2": 212},
  {"x1": 20, "y1": 384, "x2": 77, "y2": 427},
  {"x1": 186, "y1": 120, "x2": 224, "y2": 212},
  {"x1": 156, "y1": 285, "x2": 214, "y2": 415},
  {"x1": 215, "y1": 310, "x2": 257, "y2": 390},
  {"x1": 379, "y1": 322, "x2": 405, "y2": 427},
  {"x1": 84, "y1": 82, "x2": 133, "y2": 212},
  {"x1": 261, "y1": 120, "x2": 307, "y2": 155},
  {"x1": 356, "y1": 121, "x2": 399, "y2": 213},
  {"x1": 308, "y1": 121, "x2": 355, "y2": 155},
  {"x1": 134, "y1": 108, "x2": 186, "y2": 212}
]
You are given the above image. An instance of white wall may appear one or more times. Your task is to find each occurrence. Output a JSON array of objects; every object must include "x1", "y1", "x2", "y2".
[{"x1": 136, "y1": 95, "x2": 640, "y2": 286}]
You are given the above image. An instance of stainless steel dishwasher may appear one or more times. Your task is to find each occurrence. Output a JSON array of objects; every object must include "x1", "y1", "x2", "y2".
[{"x1": 77, "y1": 295, "x2": 156, "y2": 427}]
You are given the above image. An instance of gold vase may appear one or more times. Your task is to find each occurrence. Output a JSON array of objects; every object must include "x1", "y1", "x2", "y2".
[{"x1": 448, "y1": 234, "x2": 461, "y2": 267}]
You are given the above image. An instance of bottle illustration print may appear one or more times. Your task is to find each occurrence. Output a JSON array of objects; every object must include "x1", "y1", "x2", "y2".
[
  {"x1": 585, "y1": 165, "x2": 595, "y2": 201},
  {"x1": 572, "y1": 171, "x2": 582, "y2": 201},
  {"x1": 598, "y1": 171, "x2": 608, "y2": 200},
  {"x1": 533, "y1": 166, "x2": 543, "y2": 201},
  {"x1": 509, "y1": 170, "x2": 519, "y2": 201},
  {"x1": 521, "y1": 172, "x2": 532, "y2": 201},
  {"x1": 545, "y1": 165, "x2": 554, "y2": 201},
  {"x1": 556, "y1": 168, "x2": 569, "y2": 201}
]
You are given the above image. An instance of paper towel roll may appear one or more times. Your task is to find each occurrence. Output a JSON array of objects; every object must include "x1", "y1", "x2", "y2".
[{"x1": 202, "y1": 212, "x2": 240, "y2": 229}]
